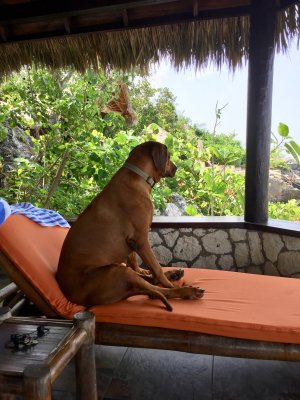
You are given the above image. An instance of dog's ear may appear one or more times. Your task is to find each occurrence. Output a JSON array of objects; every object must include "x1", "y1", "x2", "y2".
[{"x1": 151, "y1": 144, "x2": 168, "y2": 175}]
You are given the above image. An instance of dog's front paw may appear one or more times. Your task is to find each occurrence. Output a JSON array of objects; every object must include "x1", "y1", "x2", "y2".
[{"x1": 165, "y1": 269, "x2": 184, "y2": 282}]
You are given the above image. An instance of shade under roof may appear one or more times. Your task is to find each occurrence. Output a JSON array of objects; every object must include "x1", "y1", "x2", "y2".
[{"x1": 0, "y1": 0, "x2": 299, "y2": 75}]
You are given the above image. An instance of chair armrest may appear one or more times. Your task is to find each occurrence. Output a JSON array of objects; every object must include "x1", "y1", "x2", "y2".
[{"x1": 0, "y1": 282, "x2": 18, "y2": 302}]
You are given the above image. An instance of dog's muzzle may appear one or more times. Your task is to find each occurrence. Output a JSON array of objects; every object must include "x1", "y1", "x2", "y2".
[{"x1": 165, "y1": 163, "x2": 177, "y2": 177}]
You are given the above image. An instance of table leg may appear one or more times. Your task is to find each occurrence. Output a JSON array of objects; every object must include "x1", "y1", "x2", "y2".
[
  {"x1": 23, "y1": 364, "x2": 51, "y2": 400},
  {"x1": 74, "y1": 311, "x2": 97, "y2": 400}
]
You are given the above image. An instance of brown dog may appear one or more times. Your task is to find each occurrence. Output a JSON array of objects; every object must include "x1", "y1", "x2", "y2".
[{"x1": 57, "y1": 141, "x2": 204, "y2": 311}]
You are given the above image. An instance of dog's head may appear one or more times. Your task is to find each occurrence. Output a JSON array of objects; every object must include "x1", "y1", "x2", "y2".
[{"x1": 128, "y1": 141, "x2": 177, "y2": 180}]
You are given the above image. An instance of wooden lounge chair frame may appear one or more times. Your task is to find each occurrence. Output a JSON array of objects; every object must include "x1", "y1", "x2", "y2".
[{"x1": 1, "y1": 250, "x2": 300, "y2": 364}]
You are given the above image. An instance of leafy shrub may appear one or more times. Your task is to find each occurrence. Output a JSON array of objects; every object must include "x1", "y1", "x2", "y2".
[
  {"x1": 197, "y1": 130, "x2": 246, "y2": 166},
  {"x1": 1, "y1": 67, "x2": 299, "y2": 223},
  {"x1": 269, "y1": 200, "x2": 300, "y2": 221},
  {"x1": 270, "y1": 122, "x2": 300, "y2": 169}
]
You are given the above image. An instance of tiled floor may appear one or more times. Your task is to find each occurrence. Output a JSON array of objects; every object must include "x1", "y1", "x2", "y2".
[
  {"x1": 2, "y1": 274, "x2": 300, "y2": 400},
  {"x1": 51, "y1": 344, "x2": 300, "y2": 400}
]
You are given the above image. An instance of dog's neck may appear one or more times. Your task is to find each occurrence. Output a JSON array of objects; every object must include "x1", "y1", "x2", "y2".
[{"x1": 123, "y1": 162, "x2": 156, "y2": 188}]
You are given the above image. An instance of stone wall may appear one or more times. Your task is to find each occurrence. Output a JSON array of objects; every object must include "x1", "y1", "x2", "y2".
[{"x1": 149, "y1": 227, "x2": 300, "y2": 277}]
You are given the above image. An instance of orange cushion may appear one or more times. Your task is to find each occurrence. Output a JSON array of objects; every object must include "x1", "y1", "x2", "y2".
[
  {"x1": 2, "y1": 214, "x2": 300, "y2": 344},
  {"x1": 90, "y1": 268, "x2": 300, "y2": 345},
  {"x1": 0, "y1": 215, "x2": 85, "y2": 318}
]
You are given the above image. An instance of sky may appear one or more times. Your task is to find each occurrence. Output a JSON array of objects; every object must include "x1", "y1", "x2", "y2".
[{"x1": 149, "y1": 40, "x2": 300, "y2": 147}]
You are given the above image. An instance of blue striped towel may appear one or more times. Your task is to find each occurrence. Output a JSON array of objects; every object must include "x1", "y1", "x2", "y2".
[
  {"x1": 0, "y1": 198, "x2": 11, "y2": 225},
  {"x1": 0, "y1": 198, "x2": 70, "y2": 228}
]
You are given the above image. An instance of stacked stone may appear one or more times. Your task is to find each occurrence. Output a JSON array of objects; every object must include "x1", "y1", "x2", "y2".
[{"x1": 149, "y1": 228, "x2": 300, "y2": 278}]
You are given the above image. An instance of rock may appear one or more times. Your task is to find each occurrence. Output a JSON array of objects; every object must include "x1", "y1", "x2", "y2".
[
  {"x1": 160, "y1": 228, "x2": 174, "y2": 235},
  {"x1": 263, "y1": 261, "x2": 279, "y2": 276},
  {"x1": 162, "y1": 230, "x2": 179, "y2": 247},
  {"x1": 173, "y1": 236, "x2": 201, "y2": 261},
  {"x1": 218, "y1": 255, "x2": 234, "y2": 270},
  {"x1": 289, "y1": 163, "x2": 300, "y2": 171},
  {"x1": 248, "y1": 231, "x2": 264, "y2": 265},
  {"x1": 192, "y1": 255, "x2": 217, "y2": 269},
  {"x1": 268, "y1": 168, "x2": 300, "y2": 202},
  {"x1": 268, "y1": 175, "x2": 290, "y2": 202},
  {"x1": 172, "y1": 262, "x2": 188, "y2": 268},
  {"x1": 149, "y1": 232, "x2": 163, "y2": 246},
  {"x1": 202, "y1": 230, "x2": 232, "y2": 254},
  {"x1": 0, "y1": 125, "x2": 33, "y2": 187},
  {"x1": 277, "y1": 251, "x2": 300, "y2": 276},
  {"x1": 179, "y1": 228, "x2": 192, "y2": 233},
  {"x1": 170, "y1": 194, "x2": 187, "y2": 214},
  {"x1": 162, "y1": 203, "x2": 182, "y2": 216},
  {"x1": 246, "y1": 265, "x2": 263, "y2": 274},
  {"x1": 234, "y1": 242, "x2": 250, "y2": 268},
  {"x1": 262, "y1": 233, "x2": 284, "y2": 263},
  {"x1": 229, "y1": 228, "x2": 247, "y2": 242},
  {"x1": 194, "y1": 229, "x2": 206, "y2": 238},
  {"x1": 152, "y1": 245, "x2": 173, "y2": 266},
  {"x1": 293, "y1": 178, "x2": 300, "y2": 190},
  {"x1": 281, "y1": 188, "x2": 300, "y2": 201},
  {"x1": 0, "y1": 125, "x2": 33, "y2": 160},
  {"x1": 282, "y1": 235, "x2": 300, "y2": 250},
  {"x1": 160, "y1": 194, "x2": 189, "y2": 217}
]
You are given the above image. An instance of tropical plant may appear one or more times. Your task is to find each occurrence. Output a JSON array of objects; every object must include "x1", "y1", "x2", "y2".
[
  {"x1": 270, "y1": 122, "x2": 300, "y2": 169},
  {"x1": 269, "y1": 199, "x2": 300, "y2": 221},
  {"x1": 1, "y1": 67, "x2": 299, "y2": 222}
]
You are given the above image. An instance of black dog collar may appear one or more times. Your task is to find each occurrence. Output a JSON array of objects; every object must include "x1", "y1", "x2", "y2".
[{"x1": 123, "y1": 162, "x2": 155, "y2": 188}]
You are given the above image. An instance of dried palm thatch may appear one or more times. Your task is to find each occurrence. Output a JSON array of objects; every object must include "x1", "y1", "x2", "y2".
[{"x1": 0, "y1": 4, "x2": 299, "y2": 77}]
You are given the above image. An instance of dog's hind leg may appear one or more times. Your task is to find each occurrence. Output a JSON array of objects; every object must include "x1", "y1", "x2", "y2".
[
  {"x1": 83, "y1": 263, "x2": 172, "y2": 310},
  {"x1": 84, "y1": 263, "x2": 204, "y2": 312}
]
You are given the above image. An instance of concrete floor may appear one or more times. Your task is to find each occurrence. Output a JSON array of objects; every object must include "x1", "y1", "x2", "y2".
[{"x1": 1, "y1": 273, "x2": 300, "y2": 400}]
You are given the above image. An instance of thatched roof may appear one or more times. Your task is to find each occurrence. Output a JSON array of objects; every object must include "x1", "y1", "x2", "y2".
[{"x1": 0, "y1": 0, "x2": 299, "y2": 76}]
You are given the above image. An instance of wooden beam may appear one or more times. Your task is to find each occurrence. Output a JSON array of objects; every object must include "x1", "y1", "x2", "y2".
[
  {"x1": 279, "y1": 0, "x2": 298, "y2": 9},
  {"x1": 0, "y1": 5, "x2": 251, "y2": 44},
  {"x1": 0, "y1": 0, "x2": 179, "y2": 24},
  {"x1": 193, "y1": 0, "x2": 199, "y2": 17},
  {"x1": 95, "y1": 323, "x2": 300, "y2": 362},
  {"x1": 64, "y1": 18, "x2": 71, "y2": 34},
  {"x1": 122, "y1": 8, "x2": 129, "y2": 27},
  {"x1": 244, "y1": 0, "x2": 277, "y2": 223},
  {"x1": 0, "y1": 25, "x2": 7, "y2": 41}
]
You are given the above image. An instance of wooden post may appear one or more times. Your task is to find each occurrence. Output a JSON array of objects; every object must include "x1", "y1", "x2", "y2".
[
  {"x1": 0, "y1": 307, "x2": 11, "y2": 323},
  {"x1": 23, "y1": 365, "x2": 51, "y2": 400},
  {"x1": 73, "y1": 311, "x2": 97, "y2": 400},
  {"x1": 244, "y1": 0, "x2": 277, "y2": 223}
]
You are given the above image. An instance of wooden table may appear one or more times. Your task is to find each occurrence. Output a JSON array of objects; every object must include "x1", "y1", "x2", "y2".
[{"x1": 0, "y1": 308, "x2": 97, "y2": 400}]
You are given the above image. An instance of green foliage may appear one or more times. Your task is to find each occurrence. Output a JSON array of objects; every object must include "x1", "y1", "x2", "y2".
[
  {"x1": 0, "y1": 67, "x2": 130, "y2": 214},
  {"x1": 270, "y1": 122, "x2": 300, "y2": 169},
  {"x1": 130, "y1": 79, "x2": 183, "y2": 133},
  {"x1": 0, "y1": 125, "x2": 7, "y2": 142},
  {"x1": 185, "y1": 205, "x2": 198, "y2": 216},
  {"x1": 159, "y1": 131, "x2": 245, "y2": 216},
  {"x1": 0, "y1": 67, "x2": 299, "y2": 223},
  {"x1": 269, "y1": 200, "x2": 300, "y2": 221},
  {"x1": 198, "y1": 131, "x2": 246, "y2": 166}
]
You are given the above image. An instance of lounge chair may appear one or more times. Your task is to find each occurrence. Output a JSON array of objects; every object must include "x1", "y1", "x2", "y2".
[{"x1": 1, "y1": 214, "x2": 300, "y2": 362}]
